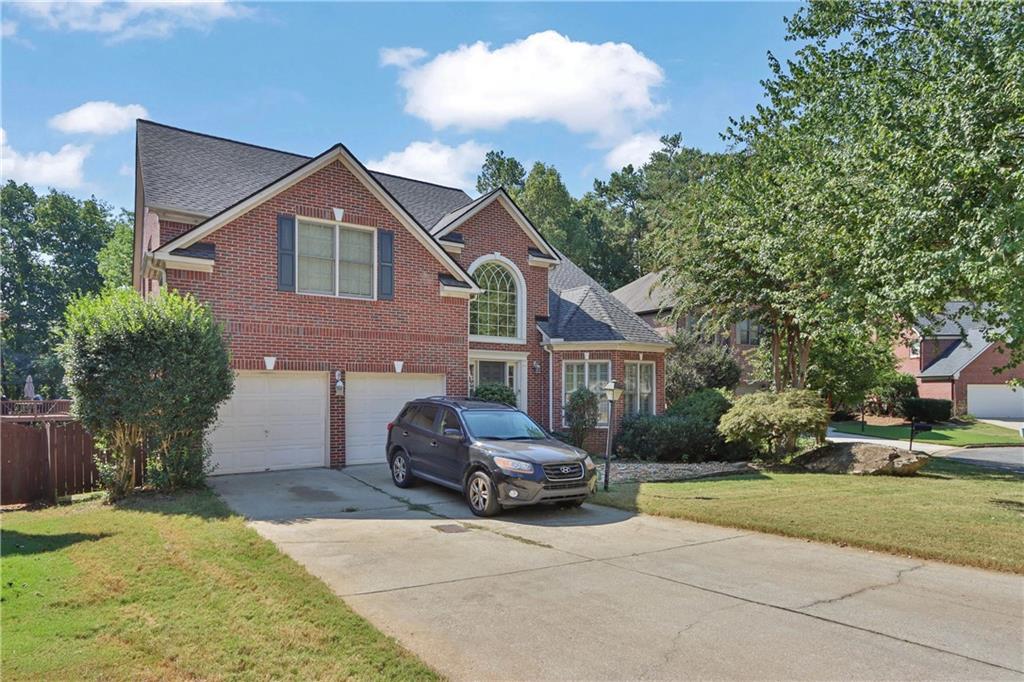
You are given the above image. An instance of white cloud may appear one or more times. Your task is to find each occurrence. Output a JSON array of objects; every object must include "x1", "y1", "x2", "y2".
[
  {"x1": 379, "y1": 46, "x2": 427, "y2": 69},
  {"x1": 604, "y1": 132, "x2": 663, "y2": 170},
  {"x1": 49, "y1": 101, "x2": 149, "y2": 135},
  {"x1": 367, "y1": 140, "x2": 488, "y2": 191},
  {"x1": 0, "y1": 128, "x2": 91, "y2": 188},
  {"x1": 119, "y1": 162, "x2": 134, "y2": 176},
  {"x1": 386, "y1": 31, "x2": 665, "y2": 143},
  {"x1": 11, "y1": 1, "x2": 248, "y2": 42},
  {"x1": 1, "y1": 20, "x2": 17, "y2": 37}
]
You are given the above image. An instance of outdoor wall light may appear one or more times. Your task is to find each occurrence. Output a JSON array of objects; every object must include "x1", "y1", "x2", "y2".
[
  {"x1": 263, "y1": 356, "x2": 277, "y2": 371},
  {"x1": 532, "y1": 360, "x2": 541, "y2": 373}
]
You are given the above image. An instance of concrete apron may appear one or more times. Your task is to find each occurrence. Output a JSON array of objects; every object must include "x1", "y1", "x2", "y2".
[{"x1": 211, "y1": 465, "x2": 1024, "y2": 681}]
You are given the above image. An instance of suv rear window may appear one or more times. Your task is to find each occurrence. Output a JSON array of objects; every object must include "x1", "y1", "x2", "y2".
[{"x1": 407, "y1": 404, "x2": 438, "y2": 431}]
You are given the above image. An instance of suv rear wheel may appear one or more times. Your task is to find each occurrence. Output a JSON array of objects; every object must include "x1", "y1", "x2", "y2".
[
  {"x1": 390, "y1": 450, "x2": 414, "y2": 488},
  {"x1": 465, "y1": 471, "x2": 501, "y2": 517}
]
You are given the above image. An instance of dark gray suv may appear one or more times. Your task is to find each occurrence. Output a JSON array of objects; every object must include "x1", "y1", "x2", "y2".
[{"x1": 385, "y1": 397, "x2": 597, "y2": 516}]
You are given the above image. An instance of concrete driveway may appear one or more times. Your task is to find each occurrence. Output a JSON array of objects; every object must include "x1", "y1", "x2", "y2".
[{"x1": 212, "y1": 466, "x2": 1024, "y2": 681}]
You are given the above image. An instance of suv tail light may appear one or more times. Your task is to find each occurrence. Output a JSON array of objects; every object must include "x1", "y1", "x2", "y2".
[{"x1": 386, "y1": 422, "x2": 394, "y2": 432}]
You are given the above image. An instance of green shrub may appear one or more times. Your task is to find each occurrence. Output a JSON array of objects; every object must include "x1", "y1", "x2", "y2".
[
  {"x1": 665, "y1": 330, "x2": 742, "y2": 403},
  {"x1": 58, "y1": 289, "x2": 233, "y2": 498},
  {"x1": 667, "y1": 388, "x2": 732, "y2": 423},
  {"x1": 565, "y1": 387, "x2": 600, "y2": 448},
  {"x1": 616, "y1": 410, "x2": 749, "y2": 463},
  {"x1": 718, "y1": 389, "x2": 829, "y2": 459},
  {"x1": 899, "y1": 397, "x2": 952, "y2": 423},
  {"x1": 472, "y1": 382, "x2": 517, "y2": 406},
  {"x1": 867, "y1": 371, "x2": 919, "y2": 415}
]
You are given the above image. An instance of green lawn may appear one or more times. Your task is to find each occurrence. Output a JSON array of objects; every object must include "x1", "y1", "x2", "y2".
[
  {"x1": 592, "y1": 459, "x2": 1024, "y2": 573},
  {"x1": 1, "y1": 490, "x2": 437, "y2": 681},
  {"x1": 831, "y1": 419, "x2": 1023, "y2": 446}
]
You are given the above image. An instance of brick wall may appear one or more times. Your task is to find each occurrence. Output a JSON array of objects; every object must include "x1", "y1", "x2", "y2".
[
  {"x1": 953, "y1": 343, "x2": 1024, "y2": 414},
  {"x1": 453, "y1": 198, "x2": 552, "y2": 427},
  {"x1": 160, "y1": 159, "x2": 469, "y2": 466},
  {"x1": 551, "y1": 349, "x2": 666, "y2": 454}
]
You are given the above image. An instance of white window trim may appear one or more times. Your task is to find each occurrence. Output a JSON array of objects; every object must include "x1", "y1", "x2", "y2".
[
  {"x1": 468, "y1": 351, "x2": 529, "y2": 410},
  {"x1": 624, "y1": 361, "x2": 657, "y2": 416},
  {"x1": 295, "y1": 215, "x2": 377, "y2": 301},
  {"x1": 561, "y1": 359, "x2": 612, "y2": 429},
  {"x1": 468, "y1": 252, "x2": 527, "y2": 345}
]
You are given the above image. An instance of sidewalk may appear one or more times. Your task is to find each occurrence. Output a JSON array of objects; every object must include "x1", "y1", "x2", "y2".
[{"x1": 825, "y1": 427, "x2": 951, "y2": 454}]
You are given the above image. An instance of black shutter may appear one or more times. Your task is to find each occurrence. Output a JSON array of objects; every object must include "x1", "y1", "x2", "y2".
[
  {"x1": 277, "y1": 214, "x2": 296, "y2": 291},
  {"x1": 378, "y1": 230, "x2": 394, "y2": 300}
]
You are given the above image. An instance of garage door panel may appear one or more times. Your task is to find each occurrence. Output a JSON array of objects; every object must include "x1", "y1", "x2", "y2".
[
  {"x1": 208, "y1": 372, "x2": 328, "y2": 475},
  {"x1": 345, "y1": 373, "x2": 445, "y2": 465},
  {"x1": 967, "y1": 385, "x2": 1024, "y2": 419}
]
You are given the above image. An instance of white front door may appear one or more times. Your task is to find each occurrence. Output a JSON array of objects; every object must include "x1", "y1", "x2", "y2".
[
  {"x1": 208, "y1": 372, "x2": 328, "y2": 475},
  {"x1": 469, "y1": 351, "x2": 529, "y2": 409},
  {"x1": 967, "y1": 384, "x2": 1024, "y2": 419},
  {"x1": 345, "y1": 373, "x2": 446, "y2": 465}
]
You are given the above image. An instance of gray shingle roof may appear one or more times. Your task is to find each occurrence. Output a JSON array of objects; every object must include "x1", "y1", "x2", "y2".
[
  {"x1": 611, "y1": 270, "x2": 677, "y2": 314},
  {"x1": 544, "y1": 256, "x2": 669, "y2": 346},
  {"x1": 137, "y1": 120, "x2": 309, "y2": 218},
  {"x1": 136, "y1": 120, "x2": 471, "y2": 229},
  {"x1": 430, "y1": 189, "x2": 498, "y2": 235},
  {"x1": 915, "y1": 301, "x2": 986, "y2": 336},
  {"x1": 137, "y1": 120, "x2": 665, "y2": 349},
  {"x1": 371, "y1": 172, "x2": 472, "y2": 229},
  {"x1": 919, "y1": 329, "x2": 993, "y2": 378}
]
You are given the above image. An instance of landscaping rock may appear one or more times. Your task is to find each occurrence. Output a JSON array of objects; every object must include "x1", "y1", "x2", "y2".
[{"x1": 793, "y1": 442, "x2": 929, "y2": 476}]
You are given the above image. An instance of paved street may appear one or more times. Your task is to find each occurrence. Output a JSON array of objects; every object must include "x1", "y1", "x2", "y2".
[
  {"x1": 939, "y1": 446, "x2": 1024, "y2": 473},
  {"x1": 212, "y1": 466, "x2": 1024, "y2": 681}
]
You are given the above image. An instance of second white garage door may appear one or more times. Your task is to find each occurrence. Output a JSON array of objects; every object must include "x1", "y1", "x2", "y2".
[
  {"x1": 967, "y1": 384, "x2": 1024, "y2": 419},
  {"x1": 208, "y1": 372, "x2": 328, "y2": 475},
  {"x1": 345, "y1": 373, "x2": 445, "y2": 465}
]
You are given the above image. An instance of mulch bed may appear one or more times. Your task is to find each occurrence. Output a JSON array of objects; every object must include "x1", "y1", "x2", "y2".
[{"x1": 594, "y1": 459, "x2": 754, "y2": 484}]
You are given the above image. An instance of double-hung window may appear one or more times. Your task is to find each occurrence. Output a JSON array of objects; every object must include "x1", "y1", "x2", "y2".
[
  {"x1": 737, "y1": 318, "x2": 762, "y2": 345},
  {"x1": 563, "y1": 361, "x2": 611, "y2": 426},
  {"x1": 296, "y1": 219, "x2": 375, "y2": 298},
  {"x1": 624, "y1": 362, "x2": 655, "y2": 416}
]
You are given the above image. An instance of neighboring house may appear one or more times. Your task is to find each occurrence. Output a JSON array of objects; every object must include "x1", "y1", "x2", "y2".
[
  {"x1": 132, "y1": 120, "x2": 669, "y2": 473},
  {"x1": 612, "y1": 270, "x2": 765, "y2": 391},
  {"x1": 895, "y1": 302, "x2": 1024, "y2": 418}
]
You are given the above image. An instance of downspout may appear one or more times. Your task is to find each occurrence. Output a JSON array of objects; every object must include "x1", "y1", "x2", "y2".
[{"x1": 546, "y1": 345, "x2": 554, "y2": 431}]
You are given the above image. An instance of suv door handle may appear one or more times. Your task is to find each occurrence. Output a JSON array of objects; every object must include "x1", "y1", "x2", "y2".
[
  {"x1": 429, "y1": 440, "x2": 438, "y2": 447},
  {"x1": 402, "y1": 430, "x2": 409, "y2": 437}
]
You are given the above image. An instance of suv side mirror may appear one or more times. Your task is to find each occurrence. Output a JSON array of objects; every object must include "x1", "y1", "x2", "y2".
[{"x1": 443, "y1": 427, "x2": 463, "y2": 439}]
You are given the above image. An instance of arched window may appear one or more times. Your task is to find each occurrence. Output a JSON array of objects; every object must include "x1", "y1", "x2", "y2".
[{"x1": 470, "y1": 261, "x2": 519, "y2": 339}]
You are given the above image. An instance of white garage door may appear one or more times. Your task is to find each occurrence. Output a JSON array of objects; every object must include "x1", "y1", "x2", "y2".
[
  {"x1": 208, "y1": 372, "x2": 328, "y2": 475},
  {"x1": 345, "y1": 373, "x2": 445, "y2": 465},
  {"x1": 967, "y1": 384, "x2": 1024, "y2": 419}
]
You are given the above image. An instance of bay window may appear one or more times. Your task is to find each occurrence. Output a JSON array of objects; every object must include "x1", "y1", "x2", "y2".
[{"x1": 562, "y1": 360, "x2": 611, "y2": 426}]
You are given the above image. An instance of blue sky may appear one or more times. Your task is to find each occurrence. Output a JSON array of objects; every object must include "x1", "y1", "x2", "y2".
[{"x1": 1, "y1": 2, "x2": 801, "y2": 212}]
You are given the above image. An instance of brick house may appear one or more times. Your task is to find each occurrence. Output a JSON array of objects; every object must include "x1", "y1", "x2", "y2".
[
  {"x1": 612, "y1": 270, "x2": 767, "y2": 393},
  {"x1": 895, "y1": 302, "x2": 1023, "y2": 418},
  {"x1": 132, "y1": 121, "x2": 669, "y2": 473}
]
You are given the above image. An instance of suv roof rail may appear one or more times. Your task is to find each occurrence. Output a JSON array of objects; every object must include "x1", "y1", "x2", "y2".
[{"x1": 419, "y1": 395, "x2": 512, "y2": 406}]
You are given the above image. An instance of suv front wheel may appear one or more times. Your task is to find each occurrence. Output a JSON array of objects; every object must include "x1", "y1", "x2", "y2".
[{"x1": 465, "y1": 470, "x2": 502, "y2": 517}]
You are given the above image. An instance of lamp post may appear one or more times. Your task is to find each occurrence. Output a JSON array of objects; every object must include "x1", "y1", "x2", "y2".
[{"x1": 602, "y1": 379, "x2": 624, "y2": 491}]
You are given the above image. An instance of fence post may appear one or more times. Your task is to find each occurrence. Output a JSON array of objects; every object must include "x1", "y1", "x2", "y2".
[{"x1": 44, "y1": 421, "x2": 57, "y2": 504}]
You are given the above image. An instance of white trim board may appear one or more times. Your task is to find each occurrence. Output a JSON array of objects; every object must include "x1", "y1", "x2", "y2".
[{"x1": 431, "y1": 190, "x2": 559, "y2": 261}]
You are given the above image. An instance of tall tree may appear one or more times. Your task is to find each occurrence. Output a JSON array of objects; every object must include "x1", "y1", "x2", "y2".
[
  {"x1": 516, "y1": 162, "x2": 578, "y2": 253},
  {"x1": 0, "y1": 181, "x2": 117, "y2": 397},
  {"x1": 476, "y1": 150, "x2": 526, "y2": 196},
  {"x1": 98, "y1": 211, "x2": 135, "y2": 289}
]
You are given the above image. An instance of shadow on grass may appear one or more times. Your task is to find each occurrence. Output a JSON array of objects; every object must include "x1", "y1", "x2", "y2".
[
  {"x1": 111, "y1": 486, "x2": 233, "y2": 522},
  {"x1": 919, "y1": 458, "x2": 1024, "y2": 481},
  {"x1": 1, "y1": 529, "x2": 110, "y2": 556}
]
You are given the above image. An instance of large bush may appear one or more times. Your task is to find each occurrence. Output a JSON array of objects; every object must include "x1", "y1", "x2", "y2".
[
  {"x1": 665, "y1": 330, "x2": 741, "y2": 403},
  {"x1": 899, "y1": 397, "x2": 952, "y2": 423},
  {"x1": 472, "y1": 382, "x2": 516, "y2": 406},
  {"x1": 58, "y1": 289, "x2": 233, "y2": 498},
  {"x1": 718, "y1": 389, "x2": 829, "y2": 459},
  {"x1": 866, "y1": 371, "x2": 919, "y2": 416},
  {"x1": 619, "y1": 389, "x2": 746, "y2": 463},
  {"x1": 565, "y1": 387, "x2": 599, "y2": 448},
  {"x1": 667, "y1": 388, "x2": 732, "y2": 423}
]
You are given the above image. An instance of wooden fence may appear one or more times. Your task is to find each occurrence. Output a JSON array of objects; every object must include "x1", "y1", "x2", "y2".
[{"x1": 0, "y1": 411, "x2": 143, "y2": 504}]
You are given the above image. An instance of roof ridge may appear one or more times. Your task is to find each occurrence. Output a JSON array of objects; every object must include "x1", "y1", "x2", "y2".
[
  {"x1": 369, "y1": 169, "x2": 470, "y2": 193},
  {"x1": 137, "y1": 119, "x2": 311, "y2": 160}
]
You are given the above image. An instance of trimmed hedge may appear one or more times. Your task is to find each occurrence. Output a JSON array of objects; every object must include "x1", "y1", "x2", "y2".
[
  {"x1": 667, "y1": 388, "x2": 732, "y2": 423},
  {"x1": 899, "y1": 397, "x2": 952, "y2": 423}
]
